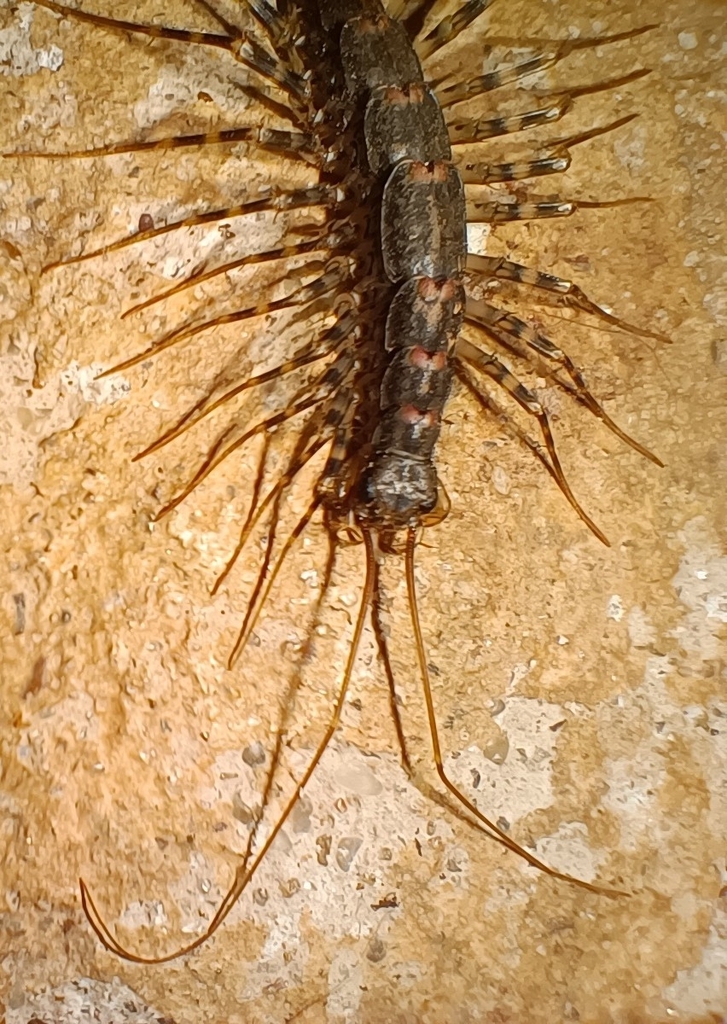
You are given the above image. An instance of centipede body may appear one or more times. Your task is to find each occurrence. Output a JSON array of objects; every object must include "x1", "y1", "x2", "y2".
[{"x1": 1, "y1": 0, "x2": 724, "y2": 1019}]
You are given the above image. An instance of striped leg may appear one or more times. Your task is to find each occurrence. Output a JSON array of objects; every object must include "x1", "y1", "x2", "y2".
[
  {"x1": 99, "y1": 260, "x2": 351, "y2": 375},
  {"x1": 465, "y1": 253, "x2": 669, "y2": 342},
  {"x1": 410, "y1": 1, "x2": 495, "y2": 59},
  {"x1": 464, "y1": 297, "x2": 663, "y2": 465},
  {"x1": 122, "y1": 234, "x2": 351, "y2": 318},
  {"x1": 460, "y1": 115, "x2": 642, "y2": 185},
  {"x1": 449, "y1": 70, "x2": 649, "y2": 146},
  {"x1": 453, "y1": 336, "x2": 609, "y2": 544},
  {"x1": 435, "y1": 26, "x2": 655, "y2": 107},
  {"x1": 31, "y1": 0, "x2": 307, "y2": 102},
  {"x1": 466, "y1": 193, "x2": 651, "y2": 225},
  {"x1": 127, "y1": 310, "x2": 358, "y2": 462},
  {"x1": 36, "y1": 187, "x2": 333, "y2": 271}
]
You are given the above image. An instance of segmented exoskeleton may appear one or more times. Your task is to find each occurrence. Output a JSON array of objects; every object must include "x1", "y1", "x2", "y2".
[{"x1": 4, "y1": 0, "x2": 667, "y2": 963}]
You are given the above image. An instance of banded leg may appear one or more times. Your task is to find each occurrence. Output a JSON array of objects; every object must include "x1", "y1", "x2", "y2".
[
  {"x1": 102, "y1": 260, "x2": 351, "y2": 375},
  {"x1": 6, "y1": 127, "x2": 315, "y2": 166},
  {"x1": 454, "y1": 336, "x2": 609, "y2": 544},
  {"x1": 464, "y1": 297, "x2": 663, "y2": 465},
  {"x1": 458, "y1": 114, "x2": 638, "y2": 185},
  {"x1": 39, "y1": 187, "x2": 332, "y2": 272},
  {"x1": 449, "y1": 71, "x2": 649, "y2": 146},
  {"x1": 121, "y1": 234, "x2": 348, "y2": 318},
  {"x1": 466, "y1": 194, "x2": 651, "y2": 225},
  {"x1": 411, "y1": 1, "x2": 495, "y2": 60},
  {"x1": 465, "y1": 253, "x2": 669, "y2": 342},
  {"x1": 118, "y1": 310, "x2": 357, "y2": 461},
  {"x1": 435, "y1": 26, "x2": 656, "y2": 107},
  {"x1": 31, "y1": 0, "x2": 308, "y2": 102},
  {"x1": 152, "y1": 346, "x2": 356, "y2": 544}
]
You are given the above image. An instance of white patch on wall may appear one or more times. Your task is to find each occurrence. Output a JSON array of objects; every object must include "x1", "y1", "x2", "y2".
[
  {"x1": 671, "y1": 517, "x2": 727, "y2": 657},
  {"x1": 5, "y1": 976, "x2": 167, "y2": 1023},
  {"x1": 0, "y1": 3, "x2": 64, "y2": 78}
]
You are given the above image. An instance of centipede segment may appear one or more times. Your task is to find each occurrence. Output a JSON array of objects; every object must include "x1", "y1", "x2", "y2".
[{"x1": 4, "y1": 0, "x2": 666, "y2": 962}]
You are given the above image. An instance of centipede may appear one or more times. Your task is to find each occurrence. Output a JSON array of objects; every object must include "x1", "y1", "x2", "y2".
[{"x1": 3, "y1": 0, "x2": 671, "y2": 993}]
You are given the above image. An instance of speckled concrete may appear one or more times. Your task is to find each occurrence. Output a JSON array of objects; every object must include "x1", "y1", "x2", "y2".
[{"x1": 0, "y1": 2, "x2": 725, "y2": 1022}]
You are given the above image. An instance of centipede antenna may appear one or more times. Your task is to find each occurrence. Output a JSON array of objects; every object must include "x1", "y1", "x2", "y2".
[
  {"x1": 370, "y1": 553, "x2": 415, "y2": 780},
  {"x1": 404, "y1": 530, "x2": 627, "y2": 896},
  {"x1": 244, "y1": 526, "x2": 338, "y2": 869}
]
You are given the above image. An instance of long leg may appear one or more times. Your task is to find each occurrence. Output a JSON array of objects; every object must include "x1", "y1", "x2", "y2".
[
  {"x1": 403, "y1": 530, "x2": 628, "y2": 898},
  {"x1": 448, "y1": 70, "x2": 650, "y2": 145},
  {"x1": 465, "y1": 253, "x2": 670, "y2": 342},
  {"x1": 221, "y1": 376, "x2": 360, "y2": 664},
  {"x1": 458, "y1": 114, "x2": 638, "y2": 185},
  {"x1": 434, "y1": 27, "x2": 656, "y2": 107},
  {"x1": 80, "y1": 530, "x2": 377, "y2": 963},
  {"x1": 411, "y1": 1, "x2": 495, "y2": 60},
  {"x1": 117, "y1": 310, "x2": 357, "y2": 458},
  {"x1": 31, "y1": 0, "x2": 308, "y2": 101},
  {"x1": 41, "y1": 187, "x2": 332, "y2": 271},
  {"x1": 121, "y1": 236, "x2": 343, "y2": 318},
  {"x1": 372, "y1": 556, "x2": 539, "y2": 849},
  {"x1": 466, "y1": 194, "x2": 652, "y2": 225},
  {"x1": 464, "y1": 298, "x2": 663, "y2": 465},
  {"x1": 453, "y1": 336, "x2": 609, "y2": 544},
  {"x1": 101, "y1": 261, "x2": 349, "y2": 376}
]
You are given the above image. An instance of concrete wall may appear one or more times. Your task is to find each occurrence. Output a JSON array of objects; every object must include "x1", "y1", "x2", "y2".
[{"x1": 0, "y1": 1, "x2": 724, "y2": 1021}]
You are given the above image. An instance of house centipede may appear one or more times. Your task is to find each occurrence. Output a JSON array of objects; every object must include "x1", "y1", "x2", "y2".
[{"x1": 2, "y1": 0, "x2": 668, "y2": 969}]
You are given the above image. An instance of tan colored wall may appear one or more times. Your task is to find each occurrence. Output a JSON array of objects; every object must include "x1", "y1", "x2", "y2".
[{"x1": 0, "y1": 1, "x2": 724, "y2": 1022}]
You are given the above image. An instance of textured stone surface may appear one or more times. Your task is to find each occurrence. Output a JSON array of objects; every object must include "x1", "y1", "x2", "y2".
[{"x1": 0, "y1": 1, "x2": 724, "y2": 1022}]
